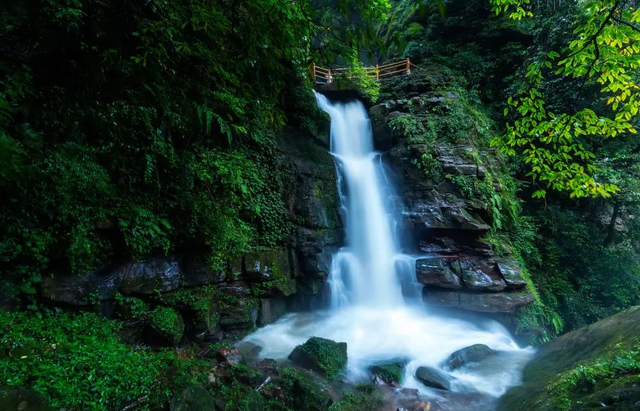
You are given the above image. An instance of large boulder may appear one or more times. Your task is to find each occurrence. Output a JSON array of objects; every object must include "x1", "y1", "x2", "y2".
[
  {"x1": 170, "y1": 386, "x2": 215, "y2": 411},
  {"x1": 258, "y1": 297, "x2": 287, "y2": 325},
  {"x1": 415, "y1": 366, "x2": 454, "y2": 390},
  {"x1": 40, "y1": 265, "x2": 123, "y2": 306},
  {"x1": 181, "y1": 257, "x2": 224, "y2": 287},
  {"x1": 445, "y1": 344, "x2": 497, "y2": 370},
  {"x1": 288, "y1": 337, "x2": 347, "y2": 380},
  {"x1": 498, "y1": 306, "x2": 640, "y2": 411},
  {"x1": 279, "y1": 368, "x2": 337, "y2": 411},
  {"x1": 120, "y1": 256, "x2": 182, "y2": 295},
  {"x1": 370, "y1": 360, "x2": 406, "y2": 384}
]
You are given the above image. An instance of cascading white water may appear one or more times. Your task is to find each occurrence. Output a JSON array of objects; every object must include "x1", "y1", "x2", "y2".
[
  {"x1": 242, "y1": 93, "x2": 533, "y2": 407},
  {"x1": 320, "y1": 93, "x2": 404, "y2": 308}
]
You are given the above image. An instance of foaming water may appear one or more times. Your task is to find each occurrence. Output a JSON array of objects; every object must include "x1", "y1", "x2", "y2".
[{"x1": 242, "y1": 93, "x2": 533, "y2": 405}]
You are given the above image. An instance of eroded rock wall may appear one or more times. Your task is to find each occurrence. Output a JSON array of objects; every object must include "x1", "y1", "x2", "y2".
[{"x1": 370, "y1": 70, "x2": 535, "y2": 314}]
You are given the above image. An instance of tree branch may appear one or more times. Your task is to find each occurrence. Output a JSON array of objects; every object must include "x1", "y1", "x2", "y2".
[{"x1": 612, "y1": 16, "x2": 640, "y2": 34}]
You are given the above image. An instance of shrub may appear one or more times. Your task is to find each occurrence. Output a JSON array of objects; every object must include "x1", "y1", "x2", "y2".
[{"x1": 0, "y1": 310, "x2": 169, "y2": 410}]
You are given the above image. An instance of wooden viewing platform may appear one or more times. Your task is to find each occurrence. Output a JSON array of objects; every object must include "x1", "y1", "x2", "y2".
[{"x1": 310, "y1": 59, "x2": 415, "y2": 85}]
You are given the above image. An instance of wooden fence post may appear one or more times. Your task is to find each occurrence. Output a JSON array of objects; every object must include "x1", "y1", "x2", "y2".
[
  {"x1": 406, "y1": 58, "x2": 411, "y2": 75},
  {"x1": 376, "y1": 64, "x2": 379, "y2": 81},
  {"x1": 328, "y1": 68, "x2": 332, "y2": 84},
  {"x1": 310, "y1": 62, "x2": 316, "y2": 83}
]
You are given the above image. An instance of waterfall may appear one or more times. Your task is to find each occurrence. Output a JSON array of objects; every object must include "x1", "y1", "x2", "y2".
[
  {"x1": 242, "y1": 93, "x2": 533, "y2": 406},
  {"x1": 316, "y1": 93, "x2": 404, "y2": 308}
]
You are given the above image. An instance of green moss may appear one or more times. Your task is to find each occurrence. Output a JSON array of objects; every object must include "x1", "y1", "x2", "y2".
[
  {"x1": 329, "y1": 385, "x2": 384, "y2": 411},
  {"x1": 547, "y1": 343, "x2": 640, "y2": 411},
  {"x1": 288, "y1": 337, "x2": 348, "y2": 380},
  {"x1": 279, "y1": 367, "x2": 335, "y2": 411},
  {"x1": 370, "y1": 362, "x2": 405, "y2": 384},
  {"x1": 114, "y1": 293, "x2": 149, "y2": 319},
  {"x1": 148, "y1": 306, "x2": 184, "y2": 346}
]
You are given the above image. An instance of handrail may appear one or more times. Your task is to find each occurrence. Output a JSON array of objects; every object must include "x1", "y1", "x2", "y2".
[{"x1": 309, "y1": 59, "x2": 415, "y2": 85}]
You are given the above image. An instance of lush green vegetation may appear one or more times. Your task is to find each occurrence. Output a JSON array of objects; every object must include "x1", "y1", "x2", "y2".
[
  {"x1": 0, "y1": 309, "x2": 208, "y2": 410},
  {"x1": 548, "y1": 342, "x2": 640, "y2": 410},
  {"x1": 0, "y1": 0, "x2": 390, "y2": 300},
  {"x1": 2, "y1": 0, "x2": 640, "y2": 408},
  {"x1": 491, "y1": 0, "x2": 640, "y2": 199}
]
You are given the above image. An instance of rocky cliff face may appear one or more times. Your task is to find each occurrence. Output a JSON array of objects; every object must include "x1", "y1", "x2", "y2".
[
  {"x1": 40, "y1": 122, "x2": 342, "y2": 343},
  {"x1": 369, "y1": 68, "x2": 535, "y2": 315}
]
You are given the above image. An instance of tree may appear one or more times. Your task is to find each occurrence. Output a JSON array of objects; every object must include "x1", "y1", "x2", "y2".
[{"x1": 490, "y1": 0, "x2": 640, "y2": 198}]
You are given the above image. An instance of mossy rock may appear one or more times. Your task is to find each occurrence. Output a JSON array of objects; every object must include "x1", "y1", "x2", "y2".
[
  {"x1": 370, "y1": 361, "x2": 405, "y2": 384},
  {"x1": 279, "y1": 367, "x2": 336, "y2": 411},
  {"x1": 498, "y1": 306, "x2": 640, "y2": 411},
  {"x1": 170, "y1": 386, "x2": 215, "y2": 411},
  {"x1": 328, "y1": 384, "x2": 385, "y2": 411},
  {"x1": 288, "y1": 337, "x2": 347, "y2": 380},
  {"x1": 445, "y1": 344, "x2": 496, "y2": 370},
  {"x1": 219, "y1": 298, "x2": 258, "y2": 329},
  {"x1": 145, "y1": 306, "x2": 184, "y2": 346}
]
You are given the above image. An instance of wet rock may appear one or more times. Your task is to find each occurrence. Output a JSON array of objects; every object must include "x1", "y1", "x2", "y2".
[
  {"x1": 170, "y1": 386, "x2": 215, "y2": 411},
  {"x1": 446, "y1": 344, "x2": 497, "y2": 370},
  {"x1": 216, "y1": 346, "x2": 244, "y2": 366},
  {"x1": 40, "y1": 265, "x2": 122, "y2": 306},
  {"x1": 423, "y1": 289, "x2": 535, "y2": 313},
  {"x1": 415, "y1": 366, "x2": 454, "y2": 390},
  {"x1": 258, "y1": 297, "x2": 287, "y2": 325},
  {"x1": 281, "y1": 368, "x2": 336, "y2": 411},
  {"x1": 218, "y1": 281, "x2": 252, "y2": 298},
  {"x1": 416, "y1": 258, "x2": 462, "y2": 289},
  {"x1": 496, "y1": 259, "x2": 527, "y2": 289},
  {"x1": 121, "y1": 256, "x2": 182, "y2": 295},
  {"x1": 0, "y1": 386, "x2": 51, "y2": 411},
  {"x1": 288, "y1": 337, "x2": 347, "y2": 380},
  {"x1": 399, "y1": 388, "x2": 419, "y2": 396},
  {"x1": 461, "y1": 261, "x2": 506, "y2": 292},
  {"x1": 182, "y1": 257, "x2": 224, "y2": 287},
  {"x1": 372, "y1": 374, "x2": 386, "y2": 385},
  {"x1": 256, "y1": 358, "x2": 278, "y2": 374},
  {"x1": 219, "y1": 298, "x2": 259, "y2": 330},
  {"x1": 370, "y1": 361, "x2": 406, "y2": 384}
]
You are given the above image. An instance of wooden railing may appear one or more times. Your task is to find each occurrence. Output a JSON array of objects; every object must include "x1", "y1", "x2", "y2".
[{"x1": 310, "y1": 59, "x2": 415, "y2": 85}]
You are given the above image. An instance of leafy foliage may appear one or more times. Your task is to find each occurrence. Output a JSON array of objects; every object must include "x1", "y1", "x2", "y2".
[
  {"x1": 491, "y1": 0, "x2": 640, "y2": 198},
  {"x1": 0, "y1": 310, "x2": 170, "y2": 410},
  {"x1": 548, "y1": 342, "x2": 640, "y2": 410},
  {"x1": 0, "y1": 0, "x2": 390, "y2": 296}
]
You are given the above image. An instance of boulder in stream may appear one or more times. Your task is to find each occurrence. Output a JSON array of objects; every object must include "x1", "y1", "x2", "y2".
[
  {"x1": 288, "y1": 337, "x2": 347, "y2": 380},
  {"x1": 370, "y1": 360, "x2": 406, "y2": 384},
  {"x1": 415, "y1": 366, "x2": 454, "y2": 390},
  {"x1": 445, "y1": 344, "x2": 497, "y2": 370}
]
